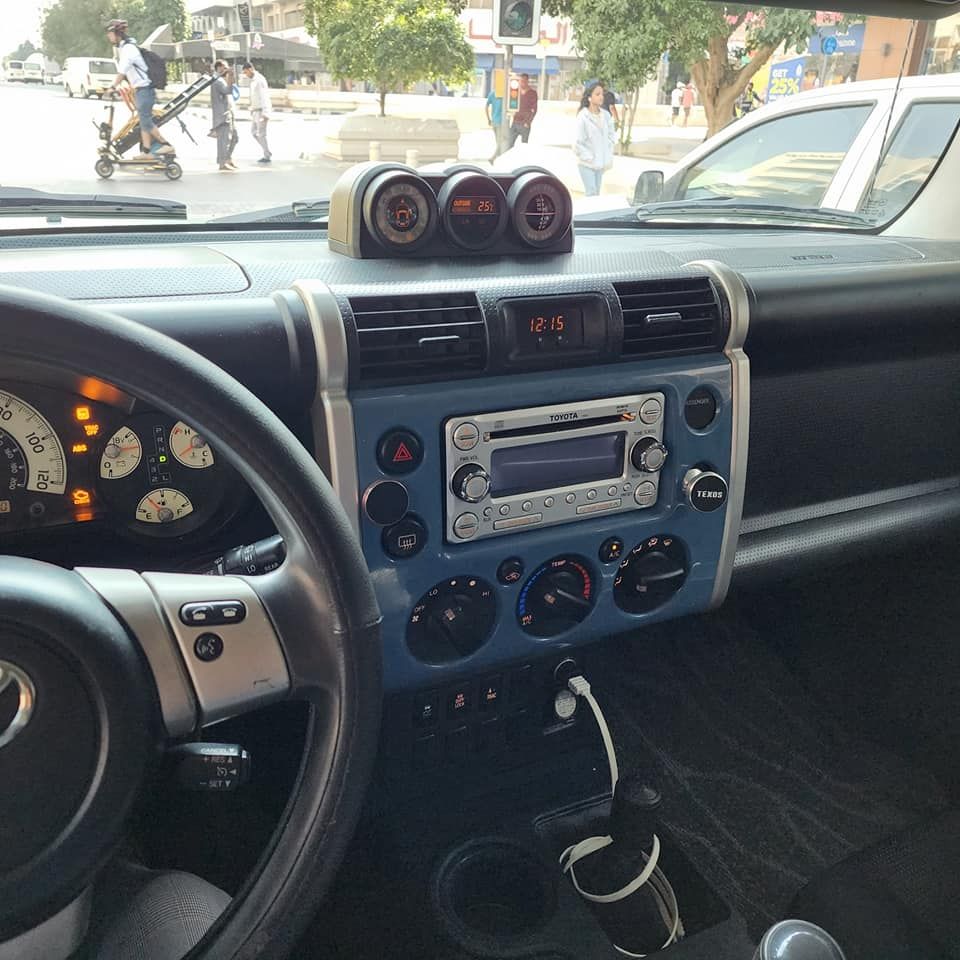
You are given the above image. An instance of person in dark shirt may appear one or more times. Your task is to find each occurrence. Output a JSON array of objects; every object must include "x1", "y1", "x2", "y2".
[
  {"x1": 602, "y1": 87, "x2": 620, "y2": 127},
  {"x1": 509, "y1": 73, "x2": 538, "y2": 147}
]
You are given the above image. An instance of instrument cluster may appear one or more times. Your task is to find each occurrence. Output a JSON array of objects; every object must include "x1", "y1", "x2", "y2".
[{"x1": 0, "y1": 382, "x2": 243, "y2": 541}]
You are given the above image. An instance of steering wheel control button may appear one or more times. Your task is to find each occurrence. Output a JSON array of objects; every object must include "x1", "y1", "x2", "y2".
[
  {"x1": 599, "y1": 537, "x2": 625, "y2": 563},
  {"x1": 383, "y1": 515, "x2": 427, "y2": 559},
  {"x1": 167, "y1": 742, "x2": 251, "y2": 792},
  {"x1": 194, "y1": 632, "x2": 224, "y2": 663},
  {"x1": 413, "y1": 691, "x2": 440, "y2": 726},
  {"x1": 639, "y1": 398, "x2": 663, "y2": 424},
  {"x1": 452, "y1": 421, "x2": 481, "y2": 451},
  {"x1": 453, "y1": 512, "x2": 480, "y2": 539},
  {"x1": 377, "y1": 429, "x2": 423, "y2": 475},
  {"x1": 497, "y1": 557, "x2": 525, "y2": 585},
  {"x1": 634, "y1": 481, "x2": 657, "y2": 507},
  {"x1": 180, "y1": 601, "x2": 247, "y2": 626},
  {"x1": 683, "y1": 468, "x2": 728, "y2": 513},
  {"x1": 631, "y1": 437, "x2": 669, "y2": 473},
  {"x1": 684, "y1": 387, "x2": 718, "y2": 430},
  {"x1": 452, "y1": 464, "x2": 491, "y2": 503},
  {"x1": 363, "y1": 480, "x2": 409, "y2": 526},
  {"x1": 180, "y1": 603, "x2": 214, "y2": 626}
]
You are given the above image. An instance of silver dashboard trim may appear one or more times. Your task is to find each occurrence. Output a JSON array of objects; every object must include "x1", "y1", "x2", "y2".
[
  {"x1": 292, "y1": 280, "x2": 361, "y2": 535},
  {"x1": 685, "y1": 260, "x2": 750, "y2": 608}
]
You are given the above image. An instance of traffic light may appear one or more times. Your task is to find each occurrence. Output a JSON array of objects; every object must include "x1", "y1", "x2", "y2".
[{"x1": 492, "y1": 0, "x2": 542, "y2": 45}]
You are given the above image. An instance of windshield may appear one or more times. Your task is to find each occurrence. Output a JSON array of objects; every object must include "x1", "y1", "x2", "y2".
[{"x1": 1, "y1": 3, "x2": 957, "y2": 228}]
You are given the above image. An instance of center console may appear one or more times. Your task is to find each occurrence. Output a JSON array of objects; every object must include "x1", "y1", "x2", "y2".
[{"x1": 299, "y1": 259, "x2": 749, "y2": 772}]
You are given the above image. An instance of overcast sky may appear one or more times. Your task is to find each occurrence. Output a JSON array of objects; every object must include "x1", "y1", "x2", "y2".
[{"x1": 0, "y1": 0, "x2": 49, "y2": 53}]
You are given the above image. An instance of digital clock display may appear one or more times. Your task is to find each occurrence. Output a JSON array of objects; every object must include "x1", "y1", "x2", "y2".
[{"x1": 515, "y1": 305, "x2": 585, "y2": 353}]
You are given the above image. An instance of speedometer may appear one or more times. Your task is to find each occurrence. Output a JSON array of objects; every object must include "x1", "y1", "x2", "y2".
[{"x1": 0, "y1": 392, "x2": 67, "y2": 511}]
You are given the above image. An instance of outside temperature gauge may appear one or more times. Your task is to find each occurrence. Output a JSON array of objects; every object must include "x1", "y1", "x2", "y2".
[
  {"x1": 135, "y1": 488, "x2": 194, "y2": 524},
  {"x1": 169, "y1": 421, "x2": 214, "y2": 469}
]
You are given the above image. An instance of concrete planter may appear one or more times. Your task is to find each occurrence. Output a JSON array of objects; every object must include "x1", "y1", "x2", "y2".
[{"x1": 320, "y1": 113, "x2": 460, "y2": 162}]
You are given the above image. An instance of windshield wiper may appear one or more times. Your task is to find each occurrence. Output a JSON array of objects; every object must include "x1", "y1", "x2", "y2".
[
  {"x1": 0, "y1": 187, "x2": 186, "y2": 220},
  {"x1": 630, "y1": 198, "x2": 874, "y2": 228},
  {"x1": 207, "y1": 199, "x2": 330, "y2": 225}
]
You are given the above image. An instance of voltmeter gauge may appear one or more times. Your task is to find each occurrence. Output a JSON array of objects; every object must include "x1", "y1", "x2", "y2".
[
  {"x1": 100, "y1": 426, "x2": 142, "y2": 480},
  {"x1": 508, "y1": 173, "x2": 572, "y2": 248},
  {"x1": 363, "y1": 171, "x2": 438, "y2": 252},
  {"x1": 438, "y1": 172, "x2": 508, "y2": 250}
]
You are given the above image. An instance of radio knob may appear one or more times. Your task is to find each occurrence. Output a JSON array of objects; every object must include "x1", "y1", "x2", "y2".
[
  {"x1": 683, "y1": 468, "x2": 728, "y2": 513},
  {"x1": 631, "y1": 437, "x2": 669, "y2": 473},
  {"x1": 452, "y1": 464, "x2": 491, "y2": 503}
]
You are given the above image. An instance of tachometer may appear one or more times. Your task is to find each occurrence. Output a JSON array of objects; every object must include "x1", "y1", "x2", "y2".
[
  {"x1": 135, "y1": 488, "x2": 194, "y2": 524},
  {"x1": 100, "y1": 426, "x2": 142, "y2": 480},
  {"x1": 169, "y1": 421, "x2": 214, "y2": 469},
  {"x1": 0, "y1": 391, "x2": 67, "y2": 511}
]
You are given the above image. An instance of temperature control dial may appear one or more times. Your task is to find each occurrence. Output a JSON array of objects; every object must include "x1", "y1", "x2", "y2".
[
  {"x1": 407, "y1": 576, "x2": 497, "y2": 664},
  {"x1": 517, "y1": 556, "x2": 595, "y2": 637},
  {"x1": 451, "y1": 463, "x2": 491, "y2": 503},
  {"x1": 614, "y1": 535, "x2": 687, "y2": 614},
  {"x1": 631, "y1": 437, "x2": 668, "y2": 473}
]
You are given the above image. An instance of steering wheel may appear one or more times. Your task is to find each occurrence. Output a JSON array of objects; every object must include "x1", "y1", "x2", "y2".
[{"x1": 0, "y1": 287, "x2": 383, "y2": 958}]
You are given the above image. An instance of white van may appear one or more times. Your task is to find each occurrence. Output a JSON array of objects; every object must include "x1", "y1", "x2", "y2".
[
  {"x1": 5, "y1": 61, "x2": 26, "y2": 82},
  {"x1": 62, "y1": 57, "x2": 118, "y2": 99}
]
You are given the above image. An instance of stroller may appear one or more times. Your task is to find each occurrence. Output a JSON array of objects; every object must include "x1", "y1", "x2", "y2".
[{"x1": 94, "y1": 73, "x2": 215, "y2": 180}]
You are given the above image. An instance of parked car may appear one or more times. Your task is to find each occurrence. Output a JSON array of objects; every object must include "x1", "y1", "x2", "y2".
[
  {"x1": 62, "y1": 56, "x2": 119, "y2": 99},
  {"x1": 629, "y1": 73, "x2": 960, "y2": 222},
  {"x1": 4, "y1": 60, "x2": 43, "y2": 84}
]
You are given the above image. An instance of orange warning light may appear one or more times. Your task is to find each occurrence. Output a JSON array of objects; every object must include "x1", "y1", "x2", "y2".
[
  {"x1": 74, "y1": 406, "x2": 91, "y2": 422},
  {"x1": 71, "y1": 443, "x2": 89, "y2": 454},
  {"x1": 71, "y1": 489, "x2": 92, "y2": 506},
  {"x1": 83, "y1": 424, "x2": 101, "y2": 437},
  {"x1": 74, "y1": 511, "x2": 94, "y2": 522}
]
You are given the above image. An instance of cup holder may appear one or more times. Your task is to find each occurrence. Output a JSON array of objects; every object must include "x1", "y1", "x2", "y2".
[{"x1": 432, "y1": 837, "x2": 558, "y2": 953}]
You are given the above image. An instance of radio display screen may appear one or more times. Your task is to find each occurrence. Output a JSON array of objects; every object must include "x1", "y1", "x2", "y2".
[
  {"x1": 490, "y1": 432, "x2": 626, "y2": 497},
  {"x1": 514, "y1": 305, "x2": 585, "y2": 353}
]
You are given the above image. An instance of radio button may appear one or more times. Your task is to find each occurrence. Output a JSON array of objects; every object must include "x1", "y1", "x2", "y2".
[
  {"x1": 543, "y1": 496, "x2": 555, "y2": 508},
  {"x1": 634, "y1": 481, "x2": 657, "y2": 507},
  {"x1": 607, "y1": 485, "x2": 619, "y2": 497},
  {"x1": 494, "y1": 513, "x2": 542, "y2": 530},
  {"x1": 521, "y1": 500, "x2": 533, "y2": 512},
  {"x1": 577, "y1": 499, "x2": 621, "y2": 515},
  {"x1": 565, "y1": 493, "x2": 576, "y2": 504},
  {"x1": 453, "y1": 512, "x2": 480, "y2": 539},
  {"x1": 452, "y1": 422, "x2": 480, "y2": 451},
  {"x1": 452, "y1": 464, "x2": 491, "y2": 503},
  {"x1": 499, "y1": 504, "x2": 511, "y2": 516},
  {"x1": 640, "y1": 398, "x2": 663, "y2": 424},
  {"x1": 587, "y1": 489, "x2": 598, "y2": 500},
  {"x1": 631, "y1": 437, "x2": 669, "y2": 473},
  {"x1": 497, "y1": 557, "x2": 525, "y2": 584}
]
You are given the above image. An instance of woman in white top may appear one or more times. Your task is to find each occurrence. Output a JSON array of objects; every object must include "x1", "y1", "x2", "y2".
[{"x1": 573, "y1": 82, "x2": 616, "y2": 197}]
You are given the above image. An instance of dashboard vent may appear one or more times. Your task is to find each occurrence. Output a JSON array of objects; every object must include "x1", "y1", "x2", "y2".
[
  {"x1": 348, "y1": 292, "x2": 487, "y2": 386},
  {"x1": 614, "y1": 277, "x2": 726, "y2": 358}
]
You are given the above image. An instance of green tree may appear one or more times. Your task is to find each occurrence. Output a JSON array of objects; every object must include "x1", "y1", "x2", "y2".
[
  {"x1": 41, "y1": 0, "x2": 189, "y2": 64},
  {"x1": 6, "y1": 40, "x2": 38, "y2": 62},
  {"x1": 548, "y1": 0, "x2": 824, "y2": 137},
  {"x1": 304, "y1": 0, "x2": 475, "y2": 116}
]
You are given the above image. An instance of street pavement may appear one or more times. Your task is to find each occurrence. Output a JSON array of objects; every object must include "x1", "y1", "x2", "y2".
[{"x1": 1, "y1": 81, "x2": 703, "y2": 221}]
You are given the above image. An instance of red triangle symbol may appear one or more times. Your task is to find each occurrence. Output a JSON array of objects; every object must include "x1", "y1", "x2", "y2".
[{"x1": 392, "y1": 442, "x2": 414, "y2": 463}]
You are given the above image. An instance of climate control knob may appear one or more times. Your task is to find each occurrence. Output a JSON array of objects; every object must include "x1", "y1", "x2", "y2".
[
  {"x1": 452, "y1": 463, "x2": 491, "y2": 503},
  {"x1": 683, "y1": 468, "x2": 728, "y2": 513},
  {"x1": 631, "y1": 437, "x2": 668, "y2": 473},
  {"x1": 614, "y1": 535, "x2": 688, "y2": 614}
]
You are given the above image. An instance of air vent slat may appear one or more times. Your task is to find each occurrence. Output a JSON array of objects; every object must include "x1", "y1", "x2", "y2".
[
  {"x1": 614, "y1": 278, "x2": 725, "y2": 359},
  {"x1": 349, "y1": 292, "x2": 487, "y2": 386}
]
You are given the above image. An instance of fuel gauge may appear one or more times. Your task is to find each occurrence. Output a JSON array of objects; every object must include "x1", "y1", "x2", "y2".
[{"x1": 135, "y1": 488, "x2": 194, "y2": 524}]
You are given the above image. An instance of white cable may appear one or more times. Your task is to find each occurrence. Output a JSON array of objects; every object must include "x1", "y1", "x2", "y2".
[{"x1": 560, "y1": 676, "x2": 684, "y2": 957}]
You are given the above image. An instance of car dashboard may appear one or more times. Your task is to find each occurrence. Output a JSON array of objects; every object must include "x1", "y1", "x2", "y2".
[{"x1": 2, "y1": 221, "x2": 960, "y2": 775}]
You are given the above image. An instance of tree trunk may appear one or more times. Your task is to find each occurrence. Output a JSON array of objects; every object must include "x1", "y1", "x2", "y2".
[
  {"x1": 379, "y1": 88, "x2": 386, "y2": 117},
  {"x1": 619, "y1": 85, "x2": 641, "y2": 150},
  {"x1": 692, "y1": 41, "x2": 777, "y2": 138}
]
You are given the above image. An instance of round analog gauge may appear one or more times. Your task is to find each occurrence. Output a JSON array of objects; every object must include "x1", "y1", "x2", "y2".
[
  {"x1": 135, "y1": 488, "x2": 194, "y2": 525},
  {"x1": 508, "y1": 174, "x2": 572, "y2": 248},
  {"x1": 517, "y1": 555, "x2": 596, "y2": 637},
  {"x1": 363, "y1": 172, "x2": 438, "y2": 252},
  {"x1": 0, "y1": 391, "x2": 67, "y2": 503},
  {"x1": 100, "y1": 426, "x2": 142, "y2": 480},
  {"x1": 169, "y1": 421, "x2": 214, "y2": 469},
  {"x1": 438, "y1": 172, "x2": 508, "y2": 250}
]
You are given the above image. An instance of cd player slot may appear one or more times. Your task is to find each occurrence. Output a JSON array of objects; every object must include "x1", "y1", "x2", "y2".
[{"x1": 488, "y1": 413, "x2": 627, "y2": 440}]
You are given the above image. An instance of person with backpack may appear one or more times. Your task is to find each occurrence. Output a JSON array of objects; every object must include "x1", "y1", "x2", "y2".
[{"x1": 106, "y1": 19, "x2": 174, "y2": 159}]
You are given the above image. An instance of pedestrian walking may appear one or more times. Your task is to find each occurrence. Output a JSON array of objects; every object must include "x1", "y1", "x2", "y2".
[
  {"x1": 242, "y1": 62, "x2": 272, "y2": 163},
  {"x1": 106, "y1": 19, "x2": 174, "y2": 159},
  {"x1": 508, "y1": 73, "x2": 538, "y2": 147},
  {"x1": 573, "y1": 82, "x2": 615, "y2": 197},
  {"x1": 737, "y1": 81, "x2": 763, "y2": 118},
  {"x1": 485, "y1": 87, "x2": 504, "y2": 157},
  {"x1": 670, "y1": 80, "x2": 683, "y2": 126},
  {"x1": 681, "y1": 81, "x2": 695, "y2": 127},
  {"x1": 211, "y1": 60, "x2": 238, "y2": 171}
]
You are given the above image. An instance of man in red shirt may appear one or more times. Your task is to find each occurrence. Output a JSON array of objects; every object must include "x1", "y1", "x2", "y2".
[{"x1": 509, "y1": 73, "x2": 538, "y2": 147}]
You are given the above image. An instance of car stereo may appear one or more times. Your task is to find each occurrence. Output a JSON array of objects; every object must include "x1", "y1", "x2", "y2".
[{"x1": 444, "y1": 394, "x2": 667, "y2": 542}]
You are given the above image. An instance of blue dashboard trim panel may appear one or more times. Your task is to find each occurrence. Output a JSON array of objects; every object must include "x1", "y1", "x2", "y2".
[{"x1": 351, "y1": 357, "x2": 733, "y2": 692}]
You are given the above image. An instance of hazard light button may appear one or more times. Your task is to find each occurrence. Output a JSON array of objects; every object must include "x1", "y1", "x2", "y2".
[{"x1": 377, "y1": 428, "x2": 423, "y2": 475}]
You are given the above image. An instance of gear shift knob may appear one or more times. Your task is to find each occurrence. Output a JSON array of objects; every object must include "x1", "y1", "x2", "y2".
[{"x1": 754, "y1": 920, "x2": 846, "y2": 960}]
